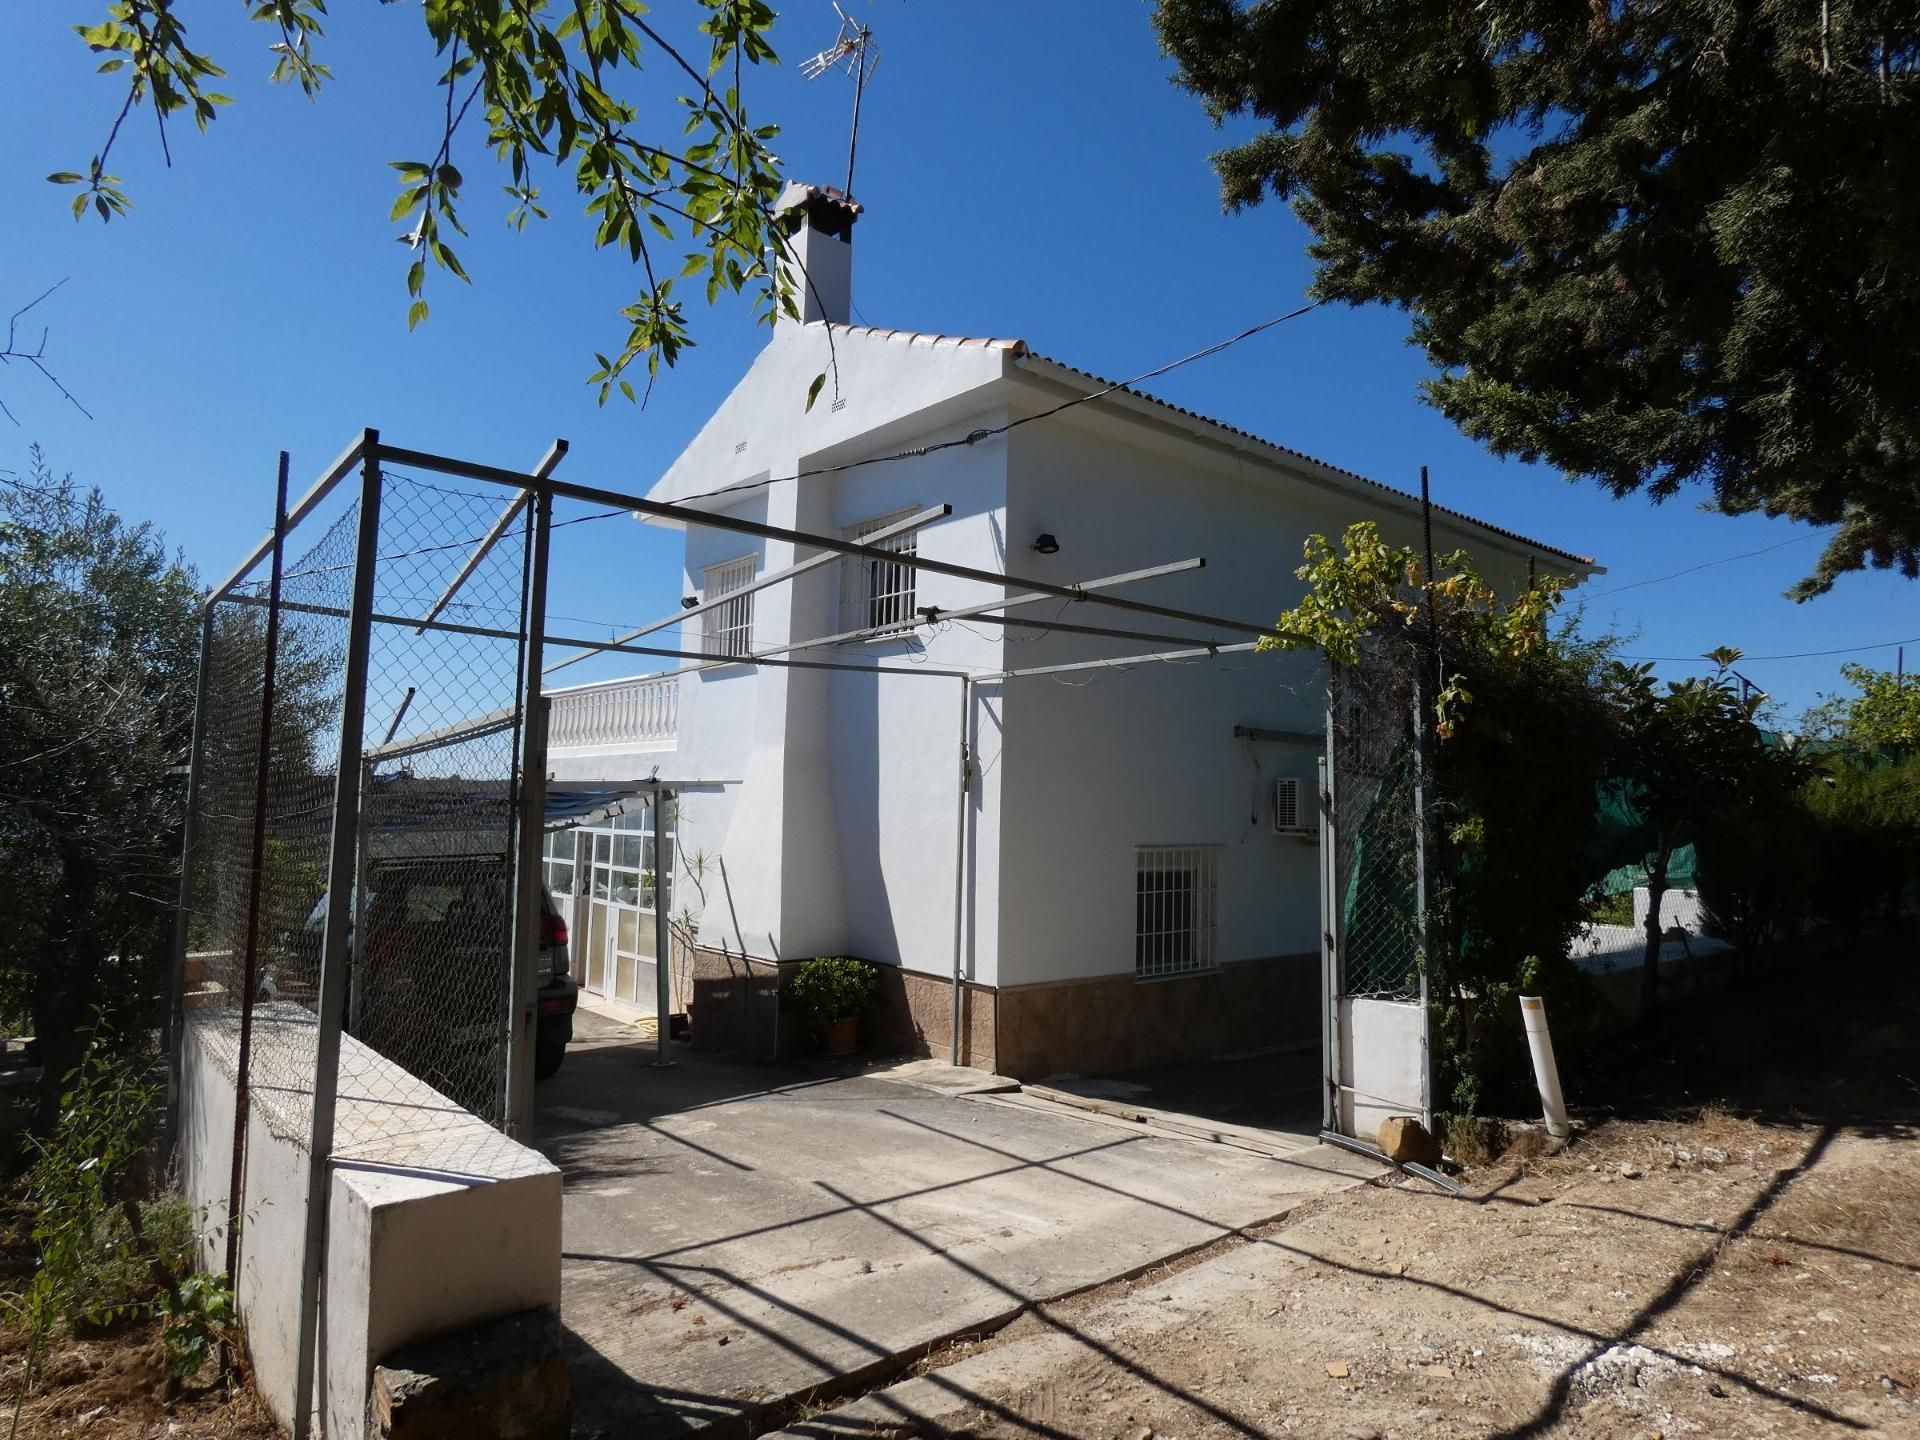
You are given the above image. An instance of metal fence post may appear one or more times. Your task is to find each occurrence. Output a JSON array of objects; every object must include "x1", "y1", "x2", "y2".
[
  {"x1": 1410, "y1": 679, "x2": 1433, "y2": 1132},
  {"x1": 292, "y1": 431, "x2": 383, "y2": 1440},
  {"x1": 1320, "y1": 703, "x2": 1342, "y2": 1136},
  {"x1": 225, "y1": 453, "x2": 290, "y2": 1283},
  {"x1": 653, "y1": 789, "x2": 674, "y2": 1069},
  {"x1": 506, "y1": 490, "x2": 552, "y2": 1134},
  {"x1": 164, "y1": 603, "x2": 217, "y2": 1155}
]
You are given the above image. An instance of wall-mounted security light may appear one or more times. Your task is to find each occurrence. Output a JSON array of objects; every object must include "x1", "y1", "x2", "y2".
[
  {"x1": 681, "y1": 596, "x2": 700, "y2": 609},
  {"x1": 1031, "y1": 533, "x2": 1060, "y2": 555}
]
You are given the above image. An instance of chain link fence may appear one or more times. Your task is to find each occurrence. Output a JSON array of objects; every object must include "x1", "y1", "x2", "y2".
[
  {"x1": 182, "y1": 467, "x2": 537, "y2": 1157},
  {"x1": 1328, "y1": 632, "x2": 1427, "y2": 1001},
  {"x1": 189, "y1": 502, "x2": 357, "y2": 1144}
]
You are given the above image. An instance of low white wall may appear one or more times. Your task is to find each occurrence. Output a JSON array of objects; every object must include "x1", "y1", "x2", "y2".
[
  {"x1": 1338, "y1": 996, "x2": 1429, "y2": 1142},
  {"x1": 1633, "y1": 885, "x2": 1705, "y2": 934},
  {"x1": 179, "y1": 1008, "x2": 560, "y2": 1438}
]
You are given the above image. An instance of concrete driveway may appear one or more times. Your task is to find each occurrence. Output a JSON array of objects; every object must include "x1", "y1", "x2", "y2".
[{"x1": 535, "y1": 1011, "x2": 1373, "y2": 1437}]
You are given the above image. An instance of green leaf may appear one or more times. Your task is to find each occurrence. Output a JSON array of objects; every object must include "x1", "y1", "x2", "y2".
[
  {"x1": 804, "y1": 371, "x2": 826, "y2": 413},
  {"x1": 408, "y1": 298, "x2": 429, "y2": 329},
  {"x1": 46, "y1": 172, "x2": 85, "y2": 185}
]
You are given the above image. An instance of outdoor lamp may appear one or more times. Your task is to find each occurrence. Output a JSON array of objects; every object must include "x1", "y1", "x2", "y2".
[
  {"x1": 681, "y1": 596, "x2": 700, "y2": 609},
  {"x1": 1031, "y1": 533, "x2": 1060, "y2": 555}
]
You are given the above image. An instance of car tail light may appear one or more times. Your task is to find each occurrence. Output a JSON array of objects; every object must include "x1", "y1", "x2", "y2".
[{"x1": 542, "y1": 912, "x2": 568, "y2": 947}]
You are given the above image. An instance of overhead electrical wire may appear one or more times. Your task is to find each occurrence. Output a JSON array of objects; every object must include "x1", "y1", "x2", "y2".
[
  {"x1": 271, "y1": 306, "x2": 1326, "y2": 636},
  {"x1": 1622, "y1": 633, "x2": 1920, "y2": 664},
  {"x1": 1581, "y1": 532, "x2": 1826, "y2": 600},
  {"x1": 667, "y1": 300, "x2": 1327, "y2": 509}
]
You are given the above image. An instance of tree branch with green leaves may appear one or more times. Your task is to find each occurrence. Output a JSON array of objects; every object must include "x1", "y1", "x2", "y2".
[
  {"x1": 1157, "y1": 0, "x2": 1920, "y2": 597},
  {"x1": 53, "y1": 0, "x2": 820, "y2": 404}
]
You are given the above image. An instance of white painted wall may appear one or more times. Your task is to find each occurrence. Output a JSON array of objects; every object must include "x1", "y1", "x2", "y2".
[
  {"x1": 1634, "y1": 885, "x2": 1706, "y2": 933},
  {"x1": 180, "y1": 1011, "x2": 561, "y2": 1439},
  {"x1": 608, "y1": 321, "x2": 1025, "y2": 975},
  {"x1": 994, "y1": 411, "x2": 1543, "y2": 990},
  {"x1": 819, "y1": 416, "x2": 1011, "y2": 983},
  {"x1": 546, "y1": 320, "x2": 1574, "y2": 1004}
]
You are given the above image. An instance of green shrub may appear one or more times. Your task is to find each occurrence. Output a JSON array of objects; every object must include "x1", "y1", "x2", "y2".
[
  {"x1": 787, "y1": 957, "x2": 880, "y2": 1027},
  {"x1": 160, "y1": 1270, "x2": 236, "y2": 1382}
]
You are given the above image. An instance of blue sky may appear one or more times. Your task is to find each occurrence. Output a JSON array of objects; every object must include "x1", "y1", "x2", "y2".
[{"x1": 4, "y1": 0, "x2": 1912, "y2": 718}]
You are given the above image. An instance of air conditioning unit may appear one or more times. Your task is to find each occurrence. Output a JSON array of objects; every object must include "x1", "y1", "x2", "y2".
[{"x1": 1272, "y1": 778, "x2": 1317, "y2": 838}]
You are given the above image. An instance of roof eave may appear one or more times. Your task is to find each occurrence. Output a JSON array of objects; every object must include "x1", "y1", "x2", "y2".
[{"x1": 1008, "y1": 353, "x2": 1602, "y2": 578}]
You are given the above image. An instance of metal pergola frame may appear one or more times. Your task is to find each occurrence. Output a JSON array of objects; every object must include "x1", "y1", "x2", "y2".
[{"x1": 176, "y1": 429, "x2": 1310, "y2": 1440}]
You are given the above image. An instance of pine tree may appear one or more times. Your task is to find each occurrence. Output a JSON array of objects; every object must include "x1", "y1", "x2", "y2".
[{"x1": 1156, "y1": 0, "x2": 1920, "y2": 595}]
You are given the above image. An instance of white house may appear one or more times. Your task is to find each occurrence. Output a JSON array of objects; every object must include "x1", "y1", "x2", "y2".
[{"x1": 542, "y1": 183, "x2": 1596, "y2": 1080}]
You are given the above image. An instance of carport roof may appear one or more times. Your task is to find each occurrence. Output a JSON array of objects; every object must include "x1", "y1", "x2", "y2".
[{"x1": 356, "y1": 773, "x2": 734, "y2": 834}]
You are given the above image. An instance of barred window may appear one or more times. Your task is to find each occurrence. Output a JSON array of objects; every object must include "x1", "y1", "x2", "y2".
[
  {"x1": 701, "y1": 554, "x2": 756, "y2": 657},
  {"x1": 842, "y1": 510, "x2": 919, "y2": 631},
  {"x1": 1135, "y1": 846, "x2": 1220, "y2": 980}
]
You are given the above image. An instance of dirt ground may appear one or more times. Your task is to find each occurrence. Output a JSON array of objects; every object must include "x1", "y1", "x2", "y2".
[
  {"x1": 895, "y1": 1114, "x2": 1916, "y2": 1439},
  {"x1": 823, "y1": 955, "x2": 1920, "y2": 1440},
  {"x1": 0, "y1": 1321, "x2": 280, "y2": 1439}
]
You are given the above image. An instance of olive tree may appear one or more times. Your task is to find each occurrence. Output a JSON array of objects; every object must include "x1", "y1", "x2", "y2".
[{"x1": 1, "y1": 450, "x2": 200, "y2": 1130}]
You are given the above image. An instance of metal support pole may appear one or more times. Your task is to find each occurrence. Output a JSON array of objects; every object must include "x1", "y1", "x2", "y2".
[
  {"x1": 1410, "y1": 681, "x2": 1432, "y2": 1132},
  {"x1": 653, "y1": 790, "x2": 673, "y2": 1068},
  {"x1": 506, "y1": 491, "x2": 553, "y2": 1134},
  {"x1": 349, "y1": 777, "x2": 372, "y2": 1040},
  {"x1": 1420, "y1": 465, "x2": 1440, "y2": 693},
  {"x1": 1320, "y1": 706, "x2": 1343, "y2": 1135},
  {"x1": 949, "y1": 676, "x2": 972, "y2": 1066},
  {"x1": 164, "y1": 603, "x2": 217, "y2": 1155},
  {"x1": 293, "y1": 432, "x2": 383, "y2": 1440},
  {"x1": 351, "y1": 686, "x2": 412, "y2": 1039},
  {"x1": 226, "y1": 453, "x2": 290, "y2": 1283}
]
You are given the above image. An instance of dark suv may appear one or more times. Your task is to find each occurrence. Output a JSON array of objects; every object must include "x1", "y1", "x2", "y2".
[{"x1": 291, "y1": 858, "x2": 580, "y2": 1097}]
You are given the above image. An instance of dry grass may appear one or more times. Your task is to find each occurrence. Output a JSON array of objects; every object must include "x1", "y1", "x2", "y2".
[{"x1": 0, "y1": 1319, "x2": 282, "y2": 1439}]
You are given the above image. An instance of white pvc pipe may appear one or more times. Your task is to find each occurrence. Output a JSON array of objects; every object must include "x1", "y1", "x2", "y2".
[{"x1": 1518, "y1": 996, "x2": 1570, "y2": 1138}]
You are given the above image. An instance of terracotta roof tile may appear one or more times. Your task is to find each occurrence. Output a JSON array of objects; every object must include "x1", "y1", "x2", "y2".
[
  {"x1": 781, "y1": 181, "x2": 865, "y2": 215},
  {"x1": 837, "y1": 324, "x2": 1027, "y2": 353}
]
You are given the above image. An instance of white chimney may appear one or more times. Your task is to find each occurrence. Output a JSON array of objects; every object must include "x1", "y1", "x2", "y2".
[{"x1": 776, "y1": 181, "x2": 862, "y2": 325}]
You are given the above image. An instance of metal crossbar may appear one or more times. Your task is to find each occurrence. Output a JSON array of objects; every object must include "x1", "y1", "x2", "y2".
[
  {"x1": 374, "y1": 443, "x2": 1302, "y2": 643},
  {"x1": 842, "y1": 509, "x2": 920, "y2": 629},
  {"x1": 180, "y1": 430, "x2": 1326, "y2": 1440},
  {"x1": 543, "y1": 503, "x2": 950, "y2": 676}
]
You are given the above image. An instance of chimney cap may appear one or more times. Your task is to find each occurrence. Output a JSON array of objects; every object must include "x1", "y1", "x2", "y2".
[{"x1": 777, "y1": 181, "x2": 864, "y2": 237}]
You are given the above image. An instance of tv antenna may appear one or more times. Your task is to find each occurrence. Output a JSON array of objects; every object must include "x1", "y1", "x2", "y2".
[{"x1": 800, "y1": 2, "x2": 880, "y2": 197}]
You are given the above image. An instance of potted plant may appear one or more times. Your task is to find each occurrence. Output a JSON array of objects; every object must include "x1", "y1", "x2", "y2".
[{"x1": 788, "y1": 956, "x2": 879, "y2": 1056}]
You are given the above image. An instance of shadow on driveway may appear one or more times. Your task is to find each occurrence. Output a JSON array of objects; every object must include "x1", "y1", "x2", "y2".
[{"x1": 536, "y1": 1013, "x2": 1375, "y2": 1437}]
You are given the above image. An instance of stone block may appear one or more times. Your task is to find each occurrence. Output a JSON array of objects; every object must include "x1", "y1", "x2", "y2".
[
  {"x1": 372, "y1": 1308, "x2": 570, "y2": 1440},
  {"x1": 1376, "y1": 1115, "x2": 1443, "y2": 1167}
]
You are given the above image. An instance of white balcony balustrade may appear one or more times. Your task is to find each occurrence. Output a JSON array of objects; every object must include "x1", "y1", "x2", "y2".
[{"x1": 548, "y1": 673, "x2": 678, "y2": 750}]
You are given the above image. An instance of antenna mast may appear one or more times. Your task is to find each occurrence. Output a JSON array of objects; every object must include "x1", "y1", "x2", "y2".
[{"x1": 800, "y1": 2, "x2": 880, "y2": 196}]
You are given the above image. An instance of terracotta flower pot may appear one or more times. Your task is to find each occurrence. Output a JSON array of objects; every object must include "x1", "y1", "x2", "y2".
[{"x1": 822, "y1": 1014, "x2": 859, "y2": 1056}]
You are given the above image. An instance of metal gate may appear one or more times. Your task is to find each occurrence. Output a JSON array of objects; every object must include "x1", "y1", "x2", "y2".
[{"x1": 1319, "y1": 634, "x2": 1433, "y2": 1140}]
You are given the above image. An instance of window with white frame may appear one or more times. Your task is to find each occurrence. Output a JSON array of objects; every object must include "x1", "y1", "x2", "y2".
[
  {"x1": 541, "y1": 829, "x2": 577, "y2": 898},
  {"x1": 1135, "y1": 846, "x2": 1220, "y2": 979},
  {"x1": 841, "y1": 510, "x2": 919, "y2": 631},
  {"x1": 700, "y1": 554, "x2": 756, "y2": 657}
]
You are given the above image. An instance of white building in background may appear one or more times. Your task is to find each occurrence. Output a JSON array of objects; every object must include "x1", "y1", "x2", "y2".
[{"x1": 544, "y1": 183, "x2": 1596, "y2": 1080}]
